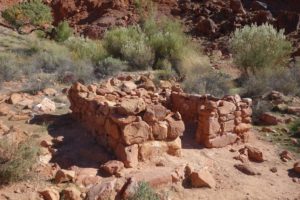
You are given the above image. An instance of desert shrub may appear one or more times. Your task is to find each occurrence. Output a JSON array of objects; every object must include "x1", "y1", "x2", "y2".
[
  {"x1": 230, "y1": 23, "x2": 292, "y2": 76},
  {"x1": 0, "y1": 138, "x2": 39, "y2": 185},
  {"x1": 64, "y1": 37, "x2": 107, "y2": 64},
  {"x1": 144, "y1": 18, "x2": 188, "y2": 72},
  {"x1": 129, "y1": 182, "x2": 160, "y2": 200},
  {"x1": 2, "y1": 0, "x2": 53, "y2": 29},
  {"x1": 242, "y1": 67, "x2": 300, "y2": 97},
  {"x1": 22, "y1": 73, "x2": 55, "y2": 94},
  {"x1": 289, "y1": 119, "x2": 300, "y2": 138},
  {"x1": 56, "y1": 60, "x2": 95, "y2": 83},
  {"x1": 32, "y1": 40, "x2": 72, "y2": 73},
  {"x1": 103, "y1": 26, "x2": 154, "y2": 69},
  {"x1": 182, "y1": 66, "x2": 231, "y2": 97},
  {"x1": 0, "y1": 53, "x2": 22, "y2": 82},
  {"x1": 54, "y1": 21, "x2": 73, "y2": 43},
  {"x1": 95, "y1": 57, "x2": 128, "y2": 79}
]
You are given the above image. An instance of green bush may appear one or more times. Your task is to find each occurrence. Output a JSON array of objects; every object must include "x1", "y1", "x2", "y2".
[
  {"x1": 230, "y1": 23, "x2": 292, "y2": 76},
  {"x1": 54, "y1": 21, "x2": 73, "y2": 43},
  {"x1": 64, "y1": 37, "x2": 107, "y2": 64},
  {"x1": 103, "y1": 26, "x2": 154, "y2": 69},
  {"x1": 95, "y1": 57, "x2": 128, "y2": 79},
  {"x1": 32, "y1": 40, "x2": 72, "y2": 73},
  {"x1": 0, "y1": 53, "x2": 21, "y2": 83},
  {"x1": 0, "y1": 138, "x2": 39, "y2": 185},
  {"x1": 144, "y1": 18, "x2": 188, "y2": 72},
  {"x1": 57, "y1": 60, "x2": 95, "y2": 83},
  {"x1": 182, "y1": 66, "x2": 231, "y2": 98},
  {"x1": 242, "y1": 67, "x2": 300, "y2": 97},
  {"x1": 129, "y1": 182, "x2": 160, "y2": 200},
  {"x1": 2, "y1": 0, "x2": 53, "y2": 29}
]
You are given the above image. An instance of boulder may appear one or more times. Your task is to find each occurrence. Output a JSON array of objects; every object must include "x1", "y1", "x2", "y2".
[
  {"x1": 33, "y1": 98, "x2": 56, "y2": 113},
  {"x1": 40, "y1": 187, "x2": 60, "y2": 200},
  {"x1": 8, "y1": 93, "x2": 22, "y2": 105},
  {"x1": 196, "y1": 18, "x2": 217, "y2": 35},
  {"x1": 122, "y1": 121, "x2": 151, "y2": 145},
  {"x1": 246, "y1": 146, "x2": 264, "y2": 162},
  {"x1": 126, "y1": 167, "x2": 173, "y2": 188},
  {"x1": 190, "y1": 169, "x2": 216, "y2": 188},
  {"x1": 86, "y1": 178, "x2": 117, "y2": 200},
  {"x1": 230, "y1": 0, "x2": 246, "y2": 14},
  {"x1": 294, "y1": 161, "x2": 300, "y2": 174},
  {"x1": 101, "y1": 160, "x2": 124, "y2": 176},
  {"x1": 61, "y1": 187, "x2": 81, "y2": 200},
  {"x1": 234, "y1": 164, "x2": 258, "y2": 176},
  {"x1": 205, "y1": 133, "x2": 238, "y2": 148},
  {"x1": 54, "y1": 169, "x2": 76, "y2": 184},
  {"x1": 280, "y1": 150, "x2": 294, "y2": 162},
  {"x1": 138, "y1": 141, "x2": 168, "y2": 161},
  {"x1": 260, "y1": 112, "x2": 284, "y2": 125}
]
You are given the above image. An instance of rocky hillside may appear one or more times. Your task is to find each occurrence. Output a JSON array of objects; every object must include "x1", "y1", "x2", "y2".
[{"x1": 1, "y1": 0, "x2": 299, "y2": 54}]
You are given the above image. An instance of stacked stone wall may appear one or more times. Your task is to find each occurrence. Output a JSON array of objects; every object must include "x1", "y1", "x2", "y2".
[
  {"x1": 68, "y1": 75, "x2": 184, "y2": 167},
  {"x1": 171, "y1": 92, "x2": 252, "y2": 148},
  {"x1": 68, "y1": 75, "x2": 253, "y2": 166}
]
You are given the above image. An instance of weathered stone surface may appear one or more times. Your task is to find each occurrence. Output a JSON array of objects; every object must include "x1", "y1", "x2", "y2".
[
  {"x1": 118, "y1": 98, "x2": 146, "y2": 115},
  {"x1": 166, "y1": 115, "x2": 185, "y2": 140},
  {"x1": 33, "y1": 98, "x2": 56, "y2": 113},
  {"x1": 218, "y1": 101, "x2": 236, "y2": 115},
  {"x1": 234, "y1": 164, "x2": 258, "y2": 176},
  {"x1": 86, "y1": 178, "x2": 117, "y2": 200},
  {"x1": 260, "y1": 112, "x2": 284, "y2": 125},
  {"x1": 190, "y1": 169, "x2": 216, "y2": 188},
  {"x1": 152, "y1": 121, "x2": 168, "y2": 140},
  {"x1": 55, "y1": 169, "x2": 76, "y2": 184},
  {"x1": 40, "y1": 187, "x2": 60, "y2": 200},
  {"x1": 122, "y1": 121, "x2": 151, "y2": 145},
  {"x1": 206, "y1": 133, "x2": 238, "y2": 148},
  {"x1": 246, "y1": 146, "x2": 264, "y2": 162},
  {"x1": 61, "y1": 187, "x2": 81, "y2": 200},
  {"x1": 230, "y1": 0, "x2": 246, "y2": 14},
  {"x1": 126, "y1": 167, "x2": 174, "y2": 188},
  {"x1": 294, "y1": 161, "x2": 300, "y2": 174},
  {"x1": 101, "y1": 160, "x2": 124, "y2": 176},
  {"x1": 139, "y1": 141, "x2": 168, "y2": 161},
  {"x1": 8, "y1": 93, "x2": 22, "y2": 105},
  {"x1": 143, "y1": 104, "x2": 168, "y2": 123},
  {"x1": 115, "y1": 144, "x2": 139, "y2": 168},
  {"x1": 235, "y1": 123, "x2": 252, "y2": 134},
  {"x1": 121, "y1": 81, "x2": 137, "y2": 93},
  {"x1": 167, "y1": 137, "x2": 182, "y2": 157}
]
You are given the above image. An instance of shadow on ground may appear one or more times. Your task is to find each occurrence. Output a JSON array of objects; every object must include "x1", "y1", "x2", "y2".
[{"x1": 30, "y1": 113, "x2": 113, "y2": 169}]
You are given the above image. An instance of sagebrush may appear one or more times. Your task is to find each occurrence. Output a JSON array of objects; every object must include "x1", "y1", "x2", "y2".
[{"x1": 230, "y1": 23, "x2": 292, "y2": 76}]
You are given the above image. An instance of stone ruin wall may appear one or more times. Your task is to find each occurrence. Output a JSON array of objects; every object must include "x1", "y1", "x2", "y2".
[
  {"x1": 68, "y1": 75, "x2": 185, "y2": 168},
  {"x1": 170, "y1": 92, "x2": 252, "y2": 148},
  {"x1": 68, "y1": 75, "x2": 252, "y2": 167}
]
